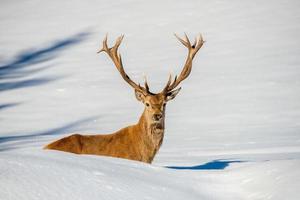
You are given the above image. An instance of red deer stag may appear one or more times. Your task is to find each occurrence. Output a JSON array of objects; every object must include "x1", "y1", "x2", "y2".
[{"x1": 44, "y1": 33, "x2": 204, "y2": 163}]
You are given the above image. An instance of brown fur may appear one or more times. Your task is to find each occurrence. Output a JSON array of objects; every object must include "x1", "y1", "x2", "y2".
[{"x1": 44, "y1": 92, "x2": 175, "y2": 163}]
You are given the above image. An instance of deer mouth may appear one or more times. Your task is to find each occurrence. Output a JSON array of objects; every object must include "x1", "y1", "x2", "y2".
[{"x1": 151, "y1": 122, "x2": 163, "y2": 130}]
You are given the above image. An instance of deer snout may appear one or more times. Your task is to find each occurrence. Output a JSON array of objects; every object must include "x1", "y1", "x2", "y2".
[{"x1": 153, "y1": 113, "x2": 162, "y2": 121}]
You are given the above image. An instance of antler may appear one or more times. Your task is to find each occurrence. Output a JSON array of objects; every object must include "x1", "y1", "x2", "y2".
[
  {"x1": 163, "y1": 33, "x2": 204, "y2": 93},
  {"x1": 97, "y1": 34, "x2": 150, "y2": 95}
]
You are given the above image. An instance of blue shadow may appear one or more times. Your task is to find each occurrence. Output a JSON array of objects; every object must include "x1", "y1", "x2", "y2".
[
  {"x1": 0, "y1": 115, "x2": 100, "y2": 151},
  {"x1": 0, "y1": 103, "x2": 20, "y2": 111},
  {"x1": 0, "y1": 116, "x2": 99, "y2": 144},
  {"x1": 0, "y1": 31, "x2": 90, "y2": 92},
  {"x1": 0, "y1": 31, "x2": 89, "y2": 74},
  {"x1": 0, "y1": 31, "x2": 90, "y2": 113},
  {"x1": 166, "y1": 160, "x2": 245, "y2": 170}
]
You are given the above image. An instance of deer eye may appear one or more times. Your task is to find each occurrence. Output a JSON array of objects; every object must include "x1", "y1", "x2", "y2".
[
  {"x1": 146, "y1": 103, "x2": 150, "y2": 107},
  {"x1": 163, "y1": 103, "x2": 166, "y2": 107}
]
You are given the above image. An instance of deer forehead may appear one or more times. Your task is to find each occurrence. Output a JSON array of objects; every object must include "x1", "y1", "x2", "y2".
[{"x1": 146, "y1": 94, "x2": 165, "y2": 104}]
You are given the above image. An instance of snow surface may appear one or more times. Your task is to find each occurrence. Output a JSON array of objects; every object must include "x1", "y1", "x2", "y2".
[{"x1": 1, "y1": 0, "x2": 300, "y2": 199}]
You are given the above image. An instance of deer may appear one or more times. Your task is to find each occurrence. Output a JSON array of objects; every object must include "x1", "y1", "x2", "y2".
[{"x1": 44, "y1": 33, "x2": 204, "y2": 163}]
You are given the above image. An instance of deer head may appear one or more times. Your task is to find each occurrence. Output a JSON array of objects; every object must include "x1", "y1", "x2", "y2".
[{"x1": 97, "y1": 34, "x2": 204, "y2": 126}]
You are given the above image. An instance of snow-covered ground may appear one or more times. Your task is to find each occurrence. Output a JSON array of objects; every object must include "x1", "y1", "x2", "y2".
[{"x1": 1, "y1": 0, "x2": 300, "y2": 199}]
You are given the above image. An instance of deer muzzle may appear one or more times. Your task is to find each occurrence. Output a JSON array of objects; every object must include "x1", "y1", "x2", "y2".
[{"x1": 153, "y1": 113, "x2": 163, "y2": 121}]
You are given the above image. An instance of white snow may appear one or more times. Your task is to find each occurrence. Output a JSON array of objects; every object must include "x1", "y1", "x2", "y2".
[{"x1": 1, "y1": 0, "x2": 300, "y2": 199}]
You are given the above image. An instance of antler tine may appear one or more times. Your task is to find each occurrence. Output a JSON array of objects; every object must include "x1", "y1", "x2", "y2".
[
  {"x1": 195, "y1": 34, "x2": 204, "y2": 52},
  {"x1": 184, "y1": 33, "x2": 191, "y2": 47},
  {"x1": 98, "y1": 34, "x2": 149, "y2": 95},
  {"x1": 163, "y1": 33, "x2": 204, "y2": 93},
  {"x1": 144, "y1": 75, "x2": 150, "y2": 93},
  {"x1": 97, "y1": 34, "x2": 109, "y2": 53},
  {"x1": 174, "y1": 33, "x2": 188, "y2": 47},
  {"x1": 163, "y1": 73, "x2": 172, "y2": 91},
  {"x1": 192, "y1": 36, "x2": 197, "y2": 48},
  {"x1": 112, "y1": 35, "x2": 124, "y2": 53}
]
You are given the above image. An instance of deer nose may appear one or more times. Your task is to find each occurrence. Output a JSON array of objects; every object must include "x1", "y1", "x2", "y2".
[{"x1": 153, "y1": 114, "x2": 162, "y2": 121}]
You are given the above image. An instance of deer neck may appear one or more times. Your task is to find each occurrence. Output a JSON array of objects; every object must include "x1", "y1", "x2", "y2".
[{"x1": 137, "y1": 109, "x2": 165, "y2": 161}]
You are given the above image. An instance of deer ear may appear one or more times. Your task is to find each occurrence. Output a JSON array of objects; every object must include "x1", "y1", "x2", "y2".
[
  {"x1": 166, "y1": 87, "x2": 181, "y2": 101},
  {"x1": 135, "y1": 90, "x2": 145, "y2": 102}
]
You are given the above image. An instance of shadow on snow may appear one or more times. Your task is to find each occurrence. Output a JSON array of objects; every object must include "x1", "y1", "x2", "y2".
[
  {"x1": 0, "y1": 103, "x2": 20, "y2": 111},
  {"x1": 0, "y1": 115, "x2": 100, "y2": 151},
  {"x1": 0, "y1": 30, "x2": 95, "y2": 151},
  {"x1": 0, "y1": 31, "x2": 90, "y2": 92},
  {"x1": 166, "y1": 160, "x2": 245, "y2": 170}
]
